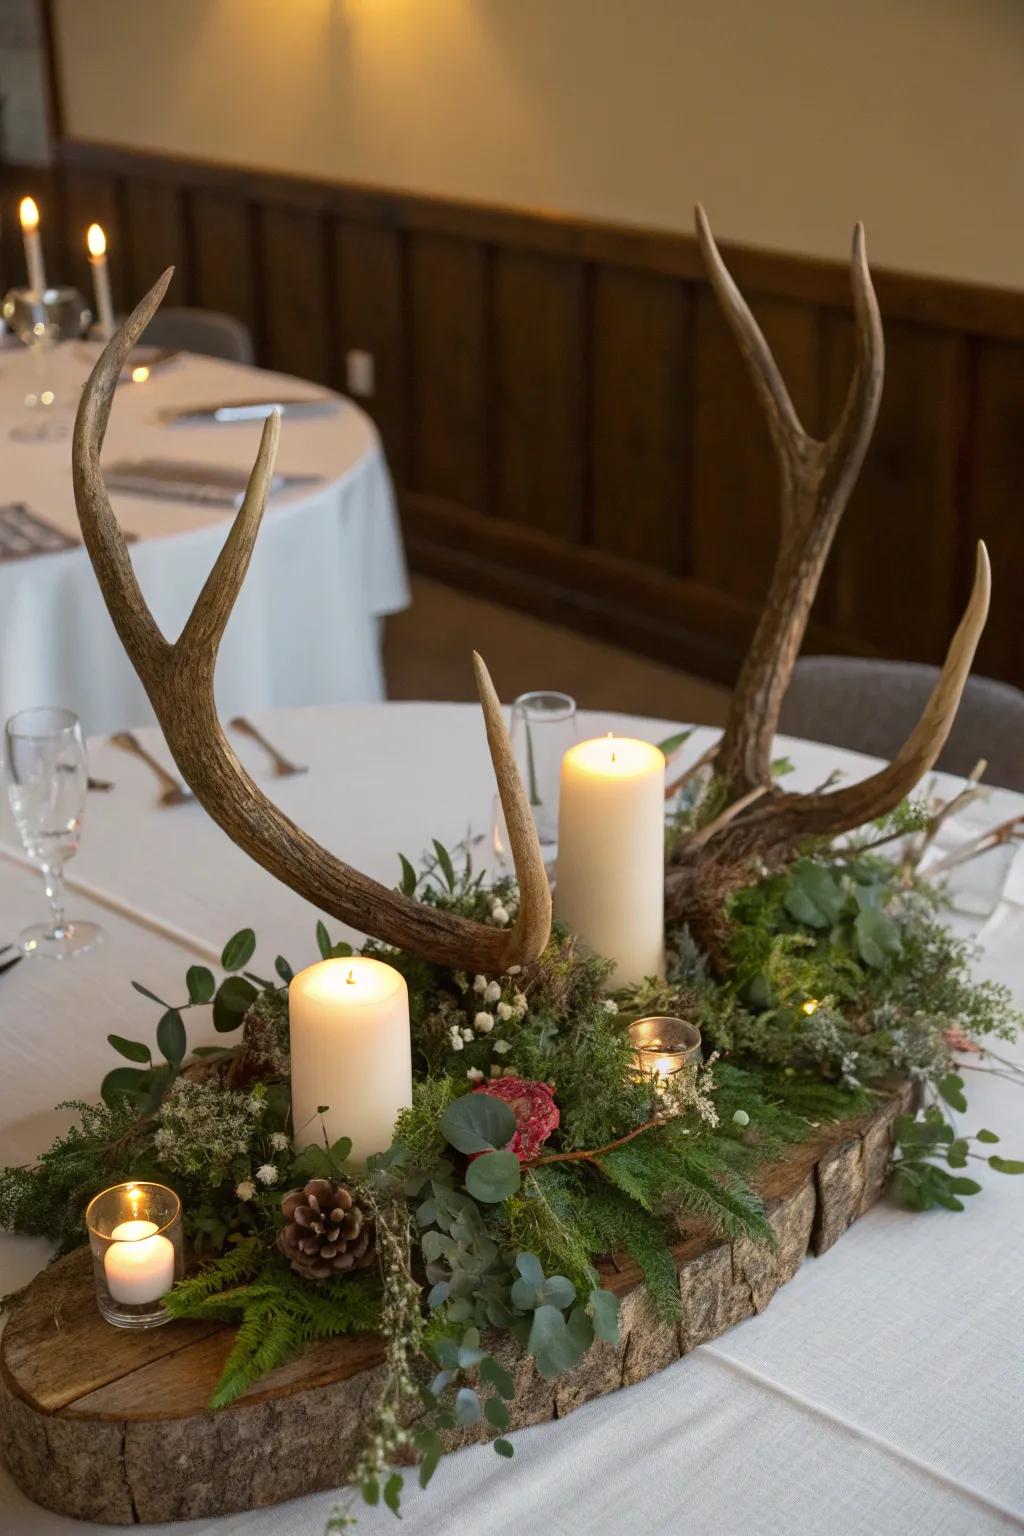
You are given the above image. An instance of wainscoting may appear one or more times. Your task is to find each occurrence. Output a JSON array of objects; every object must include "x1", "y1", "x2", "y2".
[{"x1": 2, "y1": 142, "x2": 1021, "y2": 686}]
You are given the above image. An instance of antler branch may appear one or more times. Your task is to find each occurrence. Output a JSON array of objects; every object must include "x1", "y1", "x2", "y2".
[
  {"x1": 700, "y1": 208, "x2": 885, "y2": 797},
  {"x1": 73, "y1": 274, "x2": 552, "y2": 972}
]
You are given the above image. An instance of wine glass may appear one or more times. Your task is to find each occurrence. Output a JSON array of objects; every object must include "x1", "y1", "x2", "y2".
[
  {"x1": 3, "y1": 708, "x2": 103, "y2": 959},
  {"x1": 2, "y1": 286, "x2": 91, "y2": 443},
  {"x1": 492, "y1": 691, "x2": 577, "y2": 874}
]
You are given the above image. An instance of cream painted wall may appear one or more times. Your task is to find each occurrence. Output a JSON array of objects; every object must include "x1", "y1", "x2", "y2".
[{"x1": 52, "y1": 0, "x2": 1024, "y2": 290}]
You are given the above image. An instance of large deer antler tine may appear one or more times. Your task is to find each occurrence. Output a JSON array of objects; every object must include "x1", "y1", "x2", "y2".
[
  {"x1": 823, "y1": 223, "x2": 884, "y2": 505},
  {"x1": 179, "y1": 412, "x2": 281, "y2": 659},
  {"x1": 695, "y1": 204, "x2": 805, "y2": 456},
  {"x1": 73, "y1": 268, "x2": 176, "y2": 686},
  {"x1": 772, "y1": 542, "x2": 992, "y2": 837},
  {"x1": 473, "y1": 652, "x2": 553, "y2": 957}
]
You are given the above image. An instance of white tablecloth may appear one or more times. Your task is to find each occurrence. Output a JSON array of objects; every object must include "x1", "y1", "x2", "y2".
[
  {"x1": 0, "y1": 708, "x2": 1021, "y2": 1536},
  {"x1": 0, "y1": 351, "x2": 409, "y2": 735}
]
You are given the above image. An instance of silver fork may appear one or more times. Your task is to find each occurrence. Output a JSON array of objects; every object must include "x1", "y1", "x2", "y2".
[
  {"x1": 230, "y1": 717, "x2": 308, "y2": 778},
  {"x1": 109, "y1": 731, "x2": 193, "y2": 807}
]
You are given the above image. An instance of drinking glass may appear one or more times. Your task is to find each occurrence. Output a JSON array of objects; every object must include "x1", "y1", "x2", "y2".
[
  {"x1": 3, "y1": 707, "x2": 102, "y2": 958},
  {"x1": 2, "y1": 286, "x2": 91, "y2": 443},
  {"x1": 492, "y1": 691, "x2": 577, "y2": 871},
  {"x1": 937, "y1": 801, "x2": 1017, "y2": 921}
]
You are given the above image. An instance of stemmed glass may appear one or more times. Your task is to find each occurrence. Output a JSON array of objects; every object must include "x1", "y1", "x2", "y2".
[
  {"x1": 492, "y1": 691, "x2": 578, "y2": 873},
  {"x1": 3, "y1": 708, "x2": 103, "y2": 959},
  {"x1": 2, "y1": 287, "x2": 91, "y2": 443}
]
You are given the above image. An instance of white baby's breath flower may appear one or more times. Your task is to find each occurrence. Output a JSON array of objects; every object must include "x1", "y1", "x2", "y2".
[
  {"x1": 461, "y1": 1026, "x2": 475, "y2": 1042},
  {"x1": 466, "y1": 1067, "x2": 484, "y2": 1083},
  {"x1": 235, "y1": 1179, "x2": 256, "y2": 1201},
  {"x1": 256, "y1": 1163, "x2": 279, "y2": 1185},
  {"x1": 603, "y1": 999, "x2": 619, "y2": 1015},
  {"x1": 492, "y1": 1039, "x2": 511, "y2": 1055},
  {"x1": 450, "y1": 1034, "x2": 464, "y2": 1052},
  {"x1": 496, "y1": 1001, "x2": 513, "y2": 1021},
  {"x1": 484, "y1": 980, "x2": 502, "y2": 1004},
  {"x1": 270, "y1": 1131, "x2": 290, "y2": 1152},
  {"x1": 474, "y1": 1011, "x2": 494, "y2": 1035},
  {"x1": 473, "y1": 974, "x2": 488, "y2": 995}
]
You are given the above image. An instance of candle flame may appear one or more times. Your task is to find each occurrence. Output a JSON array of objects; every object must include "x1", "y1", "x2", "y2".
[
  {"x1": 19, "y1": 197, "x2": 39, "y2": 232},
  {"x1": 87, "y1": 222, "x2": 107, "y2": 258}
]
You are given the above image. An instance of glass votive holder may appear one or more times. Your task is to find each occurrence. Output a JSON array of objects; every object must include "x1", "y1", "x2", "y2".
[
  {"x1": 628, "y1": 1016, "x2": 702, "y2": 1083},
  {"x1": 86, "y1": 1181, "x2": 183, "y2": 1329}
]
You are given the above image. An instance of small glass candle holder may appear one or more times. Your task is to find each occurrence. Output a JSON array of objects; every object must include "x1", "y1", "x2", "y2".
[
  {"x1": 86, "y1": 1182, "x2": 183, "y2": 1329},
  {"x1": 628, "y1": 1016, "x2": 702, "y2": 1083}
]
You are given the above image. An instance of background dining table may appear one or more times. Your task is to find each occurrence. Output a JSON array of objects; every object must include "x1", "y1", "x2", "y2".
[
  {"x1": 0, "y1": 705, "x2": 1021, "y2": 1536},
  {"x1": 0, "y1": 346, "x2": 409, "y2": 735}
]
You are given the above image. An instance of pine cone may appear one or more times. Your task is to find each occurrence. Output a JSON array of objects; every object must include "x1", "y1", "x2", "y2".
[{"x1": 277, "y1": 1178, "x2": 376, "y2": 1281}]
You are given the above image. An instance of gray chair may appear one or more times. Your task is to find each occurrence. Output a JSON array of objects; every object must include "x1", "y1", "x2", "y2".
[
  {"x1": 779, "y1": 657, "x2": 1024, "y2": 791},
  {"x1": 137, "y1": 306, "x2": 254, "y2": 365}
]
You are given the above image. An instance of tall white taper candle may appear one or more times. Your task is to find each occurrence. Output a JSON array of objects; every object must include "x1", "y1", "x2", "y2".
[
  {"x1": 19, "y1": 197, "x2": 46, "y2": 295},
  {"x1": 554, "y1": 735, "x2": 665, "y2": 987},
  {"x1": 289, "y1": 956, "x2": 412, "y2": 1166},
  {"x1": 87, "y1": 223, "x2": 115, "y2": 339}
]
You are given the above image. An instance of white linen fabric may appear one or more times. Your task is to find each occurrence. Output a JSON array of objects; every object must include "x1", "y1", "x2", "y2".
[
  {"x1": 0, "y1": 707, "x2": 1021, "y2": 1536},
  {"x1": 0, "y1": 351, "x2": 409, "y2": 734}
]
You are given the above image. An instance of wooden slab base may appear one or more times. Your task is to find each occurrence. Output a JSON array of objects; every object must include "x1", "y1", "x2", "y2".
[{"x1": 0, "y1": 1084, "x2": 914, "y2": 1525}]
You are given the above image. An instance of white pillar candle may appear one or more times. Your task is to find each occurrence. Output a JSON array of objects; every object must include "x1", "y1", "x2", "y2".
[
  {"x1": 87, "y1": 223, "x2": 115, "y2": 339},
  {"x1": 19, "y1": 197, "x2": 46, "y2": 296},
  {"x1": 290, "y1": 956, "x2": 412, "y2": 1166},
  {"x1": 103, "y1": 1220, "x2": 176, "y2": 1305},
  {"x1": 554, "y1": 735, "x2": 665, "y2": 987}
]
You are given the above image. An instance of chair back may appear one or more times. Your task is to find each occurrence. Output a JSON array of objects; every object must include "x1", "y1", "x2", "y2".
[
  {"x1": 139, "y1": 307, "x2": 254, "y2": 365},
  {"x1": 779, "y1": 657, "x2": 1024, "y2": 791}
]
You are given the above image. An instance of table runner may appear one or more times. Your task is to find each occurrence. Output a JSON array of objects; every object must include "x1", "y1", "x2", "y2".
[{"x1": 0, "y1": 707, "x2": 1021, "y2": 1534}]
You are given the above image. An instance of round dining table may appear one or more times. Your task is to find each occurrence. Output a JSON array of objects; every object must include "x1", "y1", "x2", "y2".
[
  {"x1": 0, "y1": 706, "x2": 1021, "y2": 1536},
  {"x1": 0, "y1": 347, "x2": 409, "y2": 736}
]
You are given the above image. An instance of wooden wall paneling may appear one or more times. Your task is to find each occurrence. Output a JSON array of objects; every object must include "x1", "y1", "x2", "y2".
[
  {"x1": 407, "y1": 232, "x2": 487, "y2": 511},
  {"x1": 489, "y1": 248, "x2": 586, "y2": 543},
  {"x1": 962, "y1": 339, "x2": 1024, "y2": 682},
  {"x1": 120, "y1": 180, "x2": 188, "y2": 305},
  {"x1": 61, "y1": 168, "x2": 124, "y2": 309},
  {"x1": 590, "y1": 265, "x2": 691, "y2": 574},
  {"x1": 819, "y1": 315, "x2": 966, "y2": 662},
  {"x1": 333, "y1": 219, "x2": 409, "y2": 482},
  {"x1": 188, "y1": 190, "x2": 259, "y2": 348},
  {"x1": 259, "y1": 203, "x2": 331, "y2": 384},
  {"x1": 690, "y1": 293, "x2": 821, "y2": 607}
]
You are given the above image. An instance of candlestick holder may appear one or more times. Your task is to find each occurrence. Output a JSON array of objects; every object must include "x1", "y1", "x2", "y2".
[
  {"x1": 86, "y1": 1182, "x2": 183, "y2": 1329},
  {"x1": 628, "y1": 1016, "x2": 702, "y2": 1084}
]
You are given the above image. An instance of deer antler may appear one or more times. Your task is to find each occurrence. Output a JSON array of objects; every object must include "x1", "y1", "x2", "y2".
[
  {"x1": 666, "y1": 212, "x2": 992, "y2": 953},
  {"x1": 72, "y1": 271, "x2": 552, "y2": 972},
  {"x1": 698, "y1": 205, "x2": 885, "y2": 800}
]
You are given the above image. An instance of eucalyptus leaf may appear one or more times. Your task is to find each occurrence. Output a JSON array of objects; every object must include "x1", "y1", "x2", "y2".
[
  {"x1": 515, "y1": 1251, "x2": 544, "y2": 1287},
  {"x1": 220, "y1": 929, "x2": 256, "y2": 972},
  {"x1": 156, "y1": 1008, "x2": 187, "y2": 1066},
  {"x1": 466, "y1": 1149, "x2": 521, "y2": 1203},
  {"x1": 315, "y1": 920, "x2": 332, "y2": 960},
  {"x1": 938, "y1": 1073, "x2": 968, "y2": 1114},
  {"x1": 588, "y1": 1288, "x2": 620, "y2": 1346},
  {"x1": 107, "y1": 1034, "x2": 152, "y2": 1064},
  {"x1": 212, "y1": 976, "x2": 258, "y2": 1031},
  {"x1": 484, "y1": 1395, "x2": 510, "y2": 1429},
  {"x1": 855, "y1": 907, "x2": 902, "y2": 968},
  {"x1": 989, "y1": 1156, "x2": 1024, "y2": 1174},
  {"x1": 383, "y1": 1473, "x2": 403, "y2": 1516},
  {"x1": 100, "y1": 1065, "x2": 149, "y2": 1106},
  {"x1": 539, "y1": 1274, "x2": 576, "y2": 1309},
  {"x1": 274, "y1": 955, "x2": 294, "y2": 983},
  {"x1": 185, "y1": 965, "x2": 216, "y2": 1004},
  {"x1": 441, "y1": 1093, "x2": 516, "y2": 1154},
  {"x1": 977, "y1": 1129, "x2": 1000, "y2": 1144},
  {"x1": 493, "y1": 1438, "x2": 514, "y2": 1458},
  {"x1": 454, "y1": 1387, "x2": 481, "y2": 1426},
  {"x1": 399, "y1": 853, "x2": 418, "y2": 897},
  {"x1": 130, "y1": 980, "x2": 170, "y2": 1008},
  {"x1": 479, "y1": 1355, "x2": 516, "y2": 1399},
  {"x1": 433, "y1": 839, "x2": 457, "y2": 892}
]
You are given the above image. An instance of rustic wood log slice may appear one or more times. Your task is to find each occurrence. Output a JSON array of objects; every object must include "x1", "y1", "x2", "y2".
[{"x1": 0, "y1": 1084, "x2": 915, "y2": 1525}]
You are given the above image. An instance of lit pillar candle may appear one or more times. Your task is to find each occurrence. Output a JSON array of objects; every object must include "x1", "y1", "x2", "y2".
[
  {"x1": 103, "y1": 1220, "x2": 176, "y2": 1305},
  {"x1": 554, "y1": 735, "x2": 665, "y2": 986},
  {"x1": 289, "y1": 956, "x2": 412, "y2": 1165},
  {"x1": 19, "y1": 197, "x2": 46, "y2": 296},
  {"x1": 87, "y1": 223, "x2": 115, "y2": 339}
]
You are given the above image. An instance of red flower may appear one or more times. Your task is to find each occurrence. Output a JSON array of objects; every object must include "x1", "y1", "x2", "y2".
[{"x1": 471, "y1": 1077, "x2": 559, "y2": 1161}]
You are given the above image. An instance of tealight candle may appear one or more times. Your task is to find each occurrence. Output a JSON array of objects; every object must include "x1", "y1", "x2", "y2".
[
  {"x1": 554, "y1": 735, "x2": 665, "y2": 986},
  {"x1": 86, "y1": 223, "x2": 115, "y2": 339},
  {"x1": 19, "y1": 197, "x2": 46, "y2": 296},
  {"x1": 629, "y1": 1016, "x2": 702, "y2": 1081},
  {"x1": 86, "y1": 1182, "x2": 183, "y2": 1329},
  {"x1": 290, "y1": 956, "x2": 412, "y2": 1165}
]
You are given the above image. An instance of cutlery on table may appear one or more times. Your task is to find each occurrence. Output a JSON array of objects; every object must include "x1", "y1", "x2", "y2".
[
  {"x1": 0, "y1": 950, "x2": 22, "y2": 976},
  {"x1": 230, "y1": 717, "x2": 309, "y2": 778},
  {"x1": 87, "y1": 776, "x2": 114, "y2": 792},
  {"x1": 108, "y1": 731, "x2": 193, "y2": 807}
]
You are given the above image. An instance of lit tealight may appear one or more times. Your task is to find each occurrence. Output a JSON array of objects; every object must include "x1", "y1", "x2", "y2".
[{"x1": 131, "y1": 365, "x2": 150, "y2": 384}]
